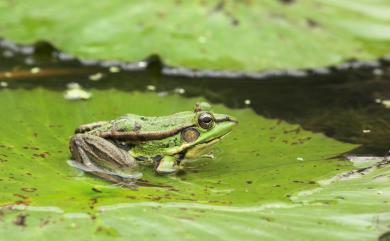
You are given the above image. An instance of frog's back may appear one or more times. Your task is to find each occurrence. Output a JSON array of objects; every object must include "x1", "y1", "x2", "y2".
[{"x1": 95, "y1": 111, "x2": 195, "y2": 133}]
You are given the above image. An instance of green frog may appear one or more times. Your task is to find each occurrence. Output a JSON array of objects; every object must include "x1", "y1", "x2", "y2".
[{"x1": 69, "y1": 103, "x2": 237, "y2": 185}]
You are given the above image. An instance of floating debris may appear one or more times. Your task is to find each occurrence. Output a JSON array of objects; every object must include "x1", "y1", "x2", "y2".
[
  {"x1": 25, "y1": 57, "x2": 34, "y2": 65},
  {"x1": 146, "y1": 85, "x2": 156, "y2": 91},
  {"x1": 57, "y1": 52, "x2": 74, "y2": 61},
  {"x1": 373, "y1": 68, "x2": 383, "y2": 76},
  {"x1": 30, "y1": 67, "x2": 40, "y2": 74},
  {"x1": 135, "y1": 61, "x2": 148, "y2": 69},
  {"x1": 157, "y1": 91, "x2": 168, "y2": 97},
  {"x1": 174, "y1": 87, "x2": 185, "y2": 95},
  {"x1": 362, "y1": 129, "x2": 371, "y2": 134},
  {"x1": 244, "y1": 99, "x2": 251, "y2": 105},
  {"x1": 375, "y1": 98, "x2": 382, "y2": 104},
  {"x1": 109, "y1": 66, "x2": 120, "y2": 73},
  {"x1": 89, "y1": 72, "x2": 103, "y2": 81},
  {"x1": 382, "y1": 100, "x2": 390, "y2": 109},
  {"x1": 296, "y1": 157, "x2": 304, "y2": 161},
  {"x1": 0, "y1": 81, "x2": 8, "y2": 88},
  {"x1": 4, "y1": 72, "x2": 12, "y2": 78},
  {"x1": 80, "y1": 59, "x2": 98, "y2": 66},
  {"x1": 64, "y1": 82, "x2": 92, "y2": 101},
  {"x1": 2, "y1": 50, "x2": 13, "y2": 58}
]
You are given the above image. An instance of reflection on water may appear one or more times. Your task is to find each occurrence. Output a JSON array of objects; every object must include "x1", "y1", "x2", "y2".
[{"x1": 1, "y1": 40, "x2": 389, "y2": 155}]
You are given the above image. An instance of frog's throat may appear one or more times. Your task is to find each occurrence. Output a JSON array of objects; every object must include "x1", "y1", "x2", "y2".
[
  {"x1": 97, "y1": 124, "x2": 195, "y2": 142},
  {"x1": 167, "y1": 132, "x2": 230, "y2": 156},
  {"x1": 183, "y1": 138, "x2": 220, "y2": 159}
]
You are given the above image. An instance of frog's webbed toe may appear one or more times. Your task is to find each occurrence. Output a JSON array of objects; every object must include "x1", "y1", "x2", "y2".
[{"x1": 69, "y1": 134, "x2": 141, "y2": 183}]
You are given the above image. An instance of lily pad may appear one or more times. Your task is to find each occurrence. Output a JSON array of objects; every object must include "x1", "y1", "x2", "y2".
[
  {"x1": 1, "y1": 87, "x2": 388, "y2": 240},
  {"x1": 0, "y1": 0, "x2": 390, "y2": 71},
  {"x1": 0, "y1": 88, "x2": 355, "y2": 209}
]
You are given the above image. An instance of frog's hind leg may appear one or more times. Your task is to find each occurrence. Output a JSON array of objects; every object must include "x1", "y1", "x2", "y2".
[
  {"x1": 69, "y1": 134, "x2": 140, "y2": 185},
  {"x1": 75, "y1": 121, "x2": 108, "y2": 134}
]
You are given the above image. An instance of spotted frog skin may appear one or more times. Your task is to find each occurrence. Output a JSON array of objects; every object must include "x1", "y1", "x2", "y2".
[{"x1": 69, "y1": 103, "x2": 237, "y2": 185}]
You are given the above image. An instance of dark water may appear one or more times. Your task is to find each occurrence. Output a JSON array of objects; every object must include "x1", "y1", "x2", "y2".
[{"x1": 1, "y1": 40, "x2": 389, "y2": 155}]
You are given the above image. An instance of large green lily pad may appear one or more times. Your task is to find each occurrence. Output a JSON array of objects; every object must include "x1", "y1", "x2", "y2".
[
  {"x1": 0, "y1": 0, "x2": 389, "y2": 71},
  {"x1": 0, "y1": 88, "x2": 354, "y2": 210},
  {"x1": 0, "y1": 87, "x2": 388, "y2": 240}
]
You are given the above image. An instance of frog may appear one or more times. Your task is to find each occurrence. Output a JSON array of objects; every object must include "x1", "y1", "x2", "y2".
[{"x1": 68, "y1": 103, "x2": 237, "y2": 185}]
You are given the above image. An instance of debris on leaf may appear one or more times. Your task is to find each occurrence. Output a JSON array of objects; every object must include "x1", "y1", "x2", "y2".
[{"x1": 64, "y1": 82, "x2": 92, "y2": 101}]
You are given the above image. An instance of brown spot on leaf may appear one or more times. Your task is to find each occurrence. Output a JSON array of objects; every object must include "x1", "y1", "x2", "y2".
[
  {"x1": 13, "y1": 214, "x2": 27, "y2": 227},
  {"x1": 212, "y1": 0, "x2": 225, "y2": 12},
  {"x1": 306, "y1": 18, "x2": 320, "y2": 28},
  {"x1": 21, "y1": 187, "x2": 37, "y2": 193},
  {"x1": 91, "y1": 187, "x2": 102, "y2": 193}
]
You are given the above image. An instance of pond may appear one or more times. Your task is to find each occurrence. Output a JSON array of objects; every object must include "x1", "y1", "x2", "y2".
[{"x1": 0, "y1": 40, "x2": 389, "y2": 240}]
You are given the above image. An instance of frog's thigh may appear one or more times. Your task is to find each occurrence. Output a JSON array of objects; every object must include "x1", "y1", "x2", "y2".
[
  {"x1": 75, "y1": 121, "x2": 108, "y2": 134},
  {"x1": 156, "y1": 156, "x2": 178, "y2": 174},
  {"x1": 69, "y1": 133, "x2": 136, "y2": 168}
]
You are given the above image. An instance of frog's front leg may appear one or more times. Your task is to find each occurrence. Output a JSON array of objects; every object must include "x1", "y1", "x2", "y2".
[
  {"x1": 75, "y1": 121, "x2": 108, "y2": 134},
  {"x1": 69, "y1": 133, "x2": 140, "y2": 184},
  {"x1": 155, "y1": 156, "x2": 180, "y2": 174}
]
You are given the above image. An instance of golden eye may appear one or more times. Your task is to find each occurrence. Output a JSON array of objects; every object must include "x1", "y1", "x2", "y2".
[
  {"x1": 198, "y1": 112, "x2": 214, "y2": 129},
  {"x1": 181, "y1": 128, "x2": 200, "y2": 143}
]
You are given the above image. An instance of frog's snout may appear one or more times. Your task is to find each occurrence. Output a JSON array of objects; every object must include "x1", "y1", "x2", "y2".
[
  {"x1": 215, "y1": 114, "x2": 238, "y2": 125},
  {"x1": 213, "y1": 114, "x2": 238, "y2": 136}
]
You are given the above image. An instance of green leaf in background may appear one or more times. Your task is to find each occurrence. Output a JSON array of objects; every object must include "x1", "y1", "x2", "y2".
[
  {"x1": 0, "y1": 87, "x2": 388, "y2": 240},
  {"x1": 0, "y1": 0, "x2": 389, "y2": 71}
]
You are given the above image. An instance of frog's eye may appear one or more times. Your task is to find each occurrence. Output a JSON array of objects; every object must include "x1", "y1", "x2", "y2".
[
  {"x1": 182, "y1": 127, "x2": 200, "y2": 143},
  {"x1": 198, "y1": 112, "x2": 214, "y2": 129}
]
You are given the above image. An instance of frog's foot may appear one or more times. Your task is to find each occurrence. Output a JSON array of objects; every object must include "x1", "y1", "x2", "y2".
[
  {"x1": 155, "y1": 156, "x2": 179, "y2": 175},
  {"x1": 69, "y1": 134, "x2": 140, "y2": 183},
  {"x1": 75, "y1": 121, "x2": 108, "y2": 134}
]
